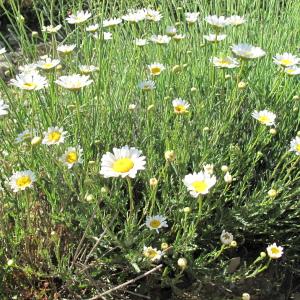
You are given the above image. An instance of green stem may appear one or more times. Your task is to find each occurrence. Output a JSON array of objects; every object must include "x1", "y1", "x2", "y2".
[
  {"x1": 195, "y1": 195, "x2": 203, "y2": 226},
  {"x1": 126, "y1": 177, "x2": 134, "y2": 217}
]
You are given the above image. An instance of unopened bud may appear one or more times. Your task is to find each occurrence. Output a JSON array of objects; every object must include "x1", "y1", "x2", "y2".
[
  {"x1": 31, "y1": 136, "x2": 42, "y2": 145},
  {"x1": 268, "y1": 189, "x2": 277, "y2": 198},
  {"x1": 149, "y1": 177, "x2": 158, "y2": 187},
  {"x1": 164, "y1": 150, "x2": 176, "y2": 162},
  {"x1": 242, "y1": 293, "x2": 250, "y2": 300},
  {"x1": 177, "y1": 257, "x2": 188, "y2": 269},
  {"x1": 269, "y1": 128, "x2": 277, "y2": 135},
  {"x1": 238, "y1": 81, "x2": 247, "y2": 89}
]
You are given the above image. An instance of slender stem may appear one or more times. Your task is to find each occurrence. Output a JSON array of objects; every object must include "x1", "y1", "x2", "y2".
[
  {"x1": 196, "y1": 195, "x2": 203, "y2": 225},
  {"x1": 126, "y1": 177, "x2": 134, "y2": 217}
]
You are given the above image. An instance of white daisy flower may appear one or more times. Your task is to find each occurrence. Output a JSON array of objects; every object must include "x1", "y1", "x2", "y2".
[
  {"x1": 79, "y1": 65, "x2": 99, "y2": 74},
  {"x1": 0, "y1": 99, "x2": 9, "y2": 116},
  {"x1": 15, "y1": 129, "x2": 36, "y2": 143},
  {"x1": 60, "y1": 146, "x2": 83, "y2": 169},
  {"x1": 36, "y1": 57, "x2": 60, "y2": 70},
  {"x1": 252, "y1": 110, "x2": 276, "y2": 126},
  {"x1": 100, "y1": 145, "x2": 146, "y2": 178},
  {"x1": 144, "y1": 9, "x2": 162, "y2": 22},
  {"x1": 42, "y1": 127, "x2": 67, "y2": 145},
  {"x1": 267, "y1": 243, "x2": 284, "y2": 259},
  {"x1": 103, "y1": 18, "x2": 122, "y2": 27},
  {"x1": 166, "y1": 26, "x2": 177, "y2": 37},
  {"x1": 284, "y1": 66, "x2": 300, "y2": 75},
  {"x1": 55, "y1": 74, "x2": 93, "y2": 91},
  {"x1": 57, "y1": 44, "x2": 76, "y2": 54},
  {"x1": 210, "y1": 56, "x2": 240, "y2": 68},
  {"x1": 145, "y1": 215, "x2": 168, "y2": 233},
  {"x1": 86, "y1": 24, "x2": 99, "y2": 32},
  {"x1": 203, "y1": 164, "x2": 214, "y2": 175},
  {"x1": 148, "y1": 63, "x2": 165, "y2": 76},
  {"x1": 10, "y1": 71, "x2": 48, "y2": 90},
  {"x1": 150, "y1": 35, "x2": 171, "y2": 45},
  {"x1": 122, "y1": 10, "x2": 146, "y2": 23},
  {"x1": 204, "y1": 33, "x2": 227, "y2": 42},
  {"x1": 173, "y1": 34, "x2": 186, "y2": 41},
  {"x1": 183, "y1": 171, "x2": 217, "y2": 197},
  {"x1": 273, "y1": 53, "x2": 300, "y2": 67},
  {"x1": 135, "y1": 38, "x2": 148, "y2": 46},
  {"x1": 66, "y1": 10, "x2": 91, "y2": 24},
  {"x1": 172, "y1": 98, "x2": 190, "y2": 114},
  {"x1": 138, "y1": 80, "x2": 155, "y2": 91},
  {"x1": 220, "y1": 230, "x2": 233, "y2": 245},
  {"x1": 18, "y1": 63, "x2": 38, "y2": 73},
  {"x1": 143, "y1": 246, "x2": 162, "y2": 261},
  {"x1": 0, "y1": 47, "x2": 7, "y2": 55},
  {"x1": 227, "y1": 15, "x2": 246, "y2": 26},
  {"x1": 232, "y1": 43, "x2": 266, "y2": 59},
  {"x1": 9, "y1": 170, "x2": 36, "y2": 192},
  {"x1": 289, "y1": 136, "x2": 300, "y2": 155},
  {"x1": 185, "y1": 12, "x2": 200, "y2": 24},
  {"x1": 41, "y1": 24, "x2": 62, "y2": 33},
  {"x1": 205, "y1": 15, "x2": 229, "y2": 27}
]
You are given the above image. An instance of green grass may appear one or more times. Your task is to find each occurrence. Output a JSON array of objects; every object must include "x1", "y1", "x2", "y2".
[{"x1": 1, "y1": 0, "x2": 300, "y2": 299}]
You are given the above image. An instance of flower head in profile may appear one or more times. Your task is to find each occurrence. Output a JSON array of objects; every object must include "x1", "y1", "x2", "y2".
[
  {"x1": 36, "y1": 57, "x2": 60, "y2": 70},
  {"x1": 16, "y1": 129, "x2": 36, "y2": 143},
  {"x1": 210, "y1": 56, "x2": 239, "y2": 68},
  {"x1": 204, "y1": 33, "x2": 227, "y2": 42},
  {"x1": 42, "y1": 127, "x2": 67, "y2": 145},
  {"x1": 267, "y1": 243, "x2": 284, "y2": 259},
  {"x1": 144, "y1": 9, "x2": 162, "y2": 22},
  {"x1": 138, "y1": 80, "x2": 155, "y2": 91},
  {"x1": 148, "y1": 63, "x2": 165, "y2": 76},
  {"x1": 79, "y1": 65, "x2": 99, "y2": 74},
  {"x1": 150, "y1": 35, "x2": 171, "y2": 45},
  {"x1": 18, "y1": 63, "x2": 38, "y2": 73},
  {"x1": 86, "y1": 24, "x2": 99, "y2": 32},
  {"x1": 185, "y1": 12, "x2": 200, "y2": 24},
  {"x1": 9, "y1": 170, "x2": 36, "y2": 192},
  {"x1": 173, "y1": 34, "x2": 186, "y2": 41},
  {"x1": 103, "y1": 18, "x2": 122, "y2": 27},
  {"x1": 135, "y1": 38, "x2": 148, "y2": 46},
  {"x1": 284, "y1": 66, "x2": 300, "y2": 75},
  {"x1": 273, "y1": 53, "x2": 300, "y2": 67},
  {"x1": 227, "y1": 15, "x2": 246, "y2": 26},
  {"x1": 205, "y1": 15, "x2": 229, "y2": 27},
  {"x1": 41, "y1": 24, "x2": 62, "y2": 33},
  {"x1": 66, "y1": 10, "x2": 91, "y2": 24},
  {"x1": 166, "y1": 26, "x2": 177, "y2": 37},
  {"x1": 172, "y1": 98, "x2": 190, "y2": 114},
  {"x1": 183, "y1": 171, "x2": 217, "y2": 198},
  {"x1": 289, "y1": 136, "x2": 300, "y2": 155},
  {"x1": 146, "y1": 215, "x2": 168, "y2": 233},
  {"x1": 0, "y1": 47, "x2": 7, "y2": 55},
  {"x1": 0, "y1": 100, "x2": 9, "y2": 116},
  {"x1": 57, "y1": 44, "x2": 76, "y2": 55},
  {"x1": 252, "y1": 110, "x2": 276, "y2": 126},
  {"x1": 100, "y1": 146, "x2": 146, "y2": 178},
  {"x1": 10, "y1": 71, "x2": 48, "y2": 90},
  {"x1": 122, "y1": 10, "x2": 146, "y2": 23},
  {"x1": 55, "y1": 74, "x2": 93, "y2": 91},
  {"x1": 143, "y1": 246, "x2": 162, "y2": 261},
  {"x1": 232, "y1": 43, "x2": 266, "y2": 59},
  {"x1": 220, "y1": 230, "x2": 233, "y2": 245},
  {"x1": 60, "y1": 146, "x2": 83, "y2": 169}
]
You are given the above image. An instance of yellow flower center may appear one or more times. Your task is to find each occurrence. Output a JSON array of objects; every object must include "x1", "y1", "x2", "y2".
[
  {"x1": 43, "y1": 63, "x2": 54, "y2": 69},
  {"x1": 219, "y1": 59, "x2": 230, "y2": 65},
  {"x1": 149, "y1": 219, "x2": 161, "y2": 228},
  {"x1": 192, "y1": 180, "x2": 208, "y2": 193},
  {"x1": 271, "y1": 247, "x2": 280, "y2": 254},
  {"x1": 145, "y1": 249, "x2": 158, "y2": 259},
  {"x1": 175, "y1": 105, "x2": 187, "y2": 113},
  {"x1": 280, "y1": 59, "x2": 292, "y2": 66},
  {"x1": 150, "y1": 67, "x2": 161, "y2": 75},
  {"x1": 286, "y1": 68, "x2": 295, "y2": 74},
  {"x1": 66, "y1": 151, "x2": 78, "y2": 163},
  {"x1": 296, "y1": 144, "x2": 300, "y2": 152},
  {"x1": 23, "y1": 82, "x2": 37, "y2": 89},
  {"x1": 258, "y1": 115, "x2": 270, "y2": 124},
  {"x1": 16, "y1": 176, "x2": 32, "y2": 188},
  {"x1": 112, "y1": 158, "x2": 134, "y2": 173},
  {"x1": 48, "y1": 131, "x2": 61, "y2": 142}
]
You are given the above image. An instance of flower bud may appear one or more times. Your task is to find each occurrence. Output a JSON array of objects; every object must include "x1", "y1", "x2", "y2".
[
  {"x1": 129, "y1": 104, "x2": 136, "y2": 110},
  {"x1": 164, "y1": 150, "x2": 176, "y2": 162},
  {"x1": 224, "y1": 172, "x2": 233, "y2": 183},
  {"x1": 161, "y1": 242, "x2": 169, "y2": 250},
  {"x1": 149, "y1": 177, "x2": 158, "y2": 187},
  {"x1": 183, "y1": 207, "x2": 191, "y2": 213},
  {"x1": 101, "y1": 187, "x2": 109, "y2": 194},
  {"x1": 177, "y1": 257, "x2": 188, "y2": 269},
  {"x1": 268, "y1": 189, "x2": 277, "y2": 198},
  {"x1": 260, "y1": 251, "x2": 266, "y2": 258},
  {"x1": 191, "y1": 87, "x2": 197, "y2": 92},
  {"x1": 31, "y1": 31, "x2": 38, "y2": 38},
  {"x1": 7, "y1": 259, "x2": 14, "y2": 267},
  {"x1": 242, "y1": 293, "x2": 250, "y2": 300},
  {"x1": 31, "y1": 136, "x2": 41, "y2": 145},
  {"x1": 221, "y1": 165, "x2": 229, "y2": 172},
  {"x1": 203, "y1": 127, "x2": 210, "y2": 132},
  {"x1": 238, "y1": 81, "x2": 247, "y2": 89},
  {"x1": 269, "y1": 128, "x2": 277, "y2": 135},
  {"x1": 292, "y1": 95, "x2": 299, "y2": 100},
  {"x1": 85, "y1": 194, "x2": 94, "y2": 202},
  {"x1": 230, "y1": 240, "x2": 237, "y2": 248}
]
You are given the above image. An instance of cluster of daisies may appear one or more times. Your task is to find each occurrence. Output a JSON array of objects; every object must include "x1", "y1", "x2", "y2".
[{"x1": 0, "y1": 8, "x2": 291, "y2": 267}]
